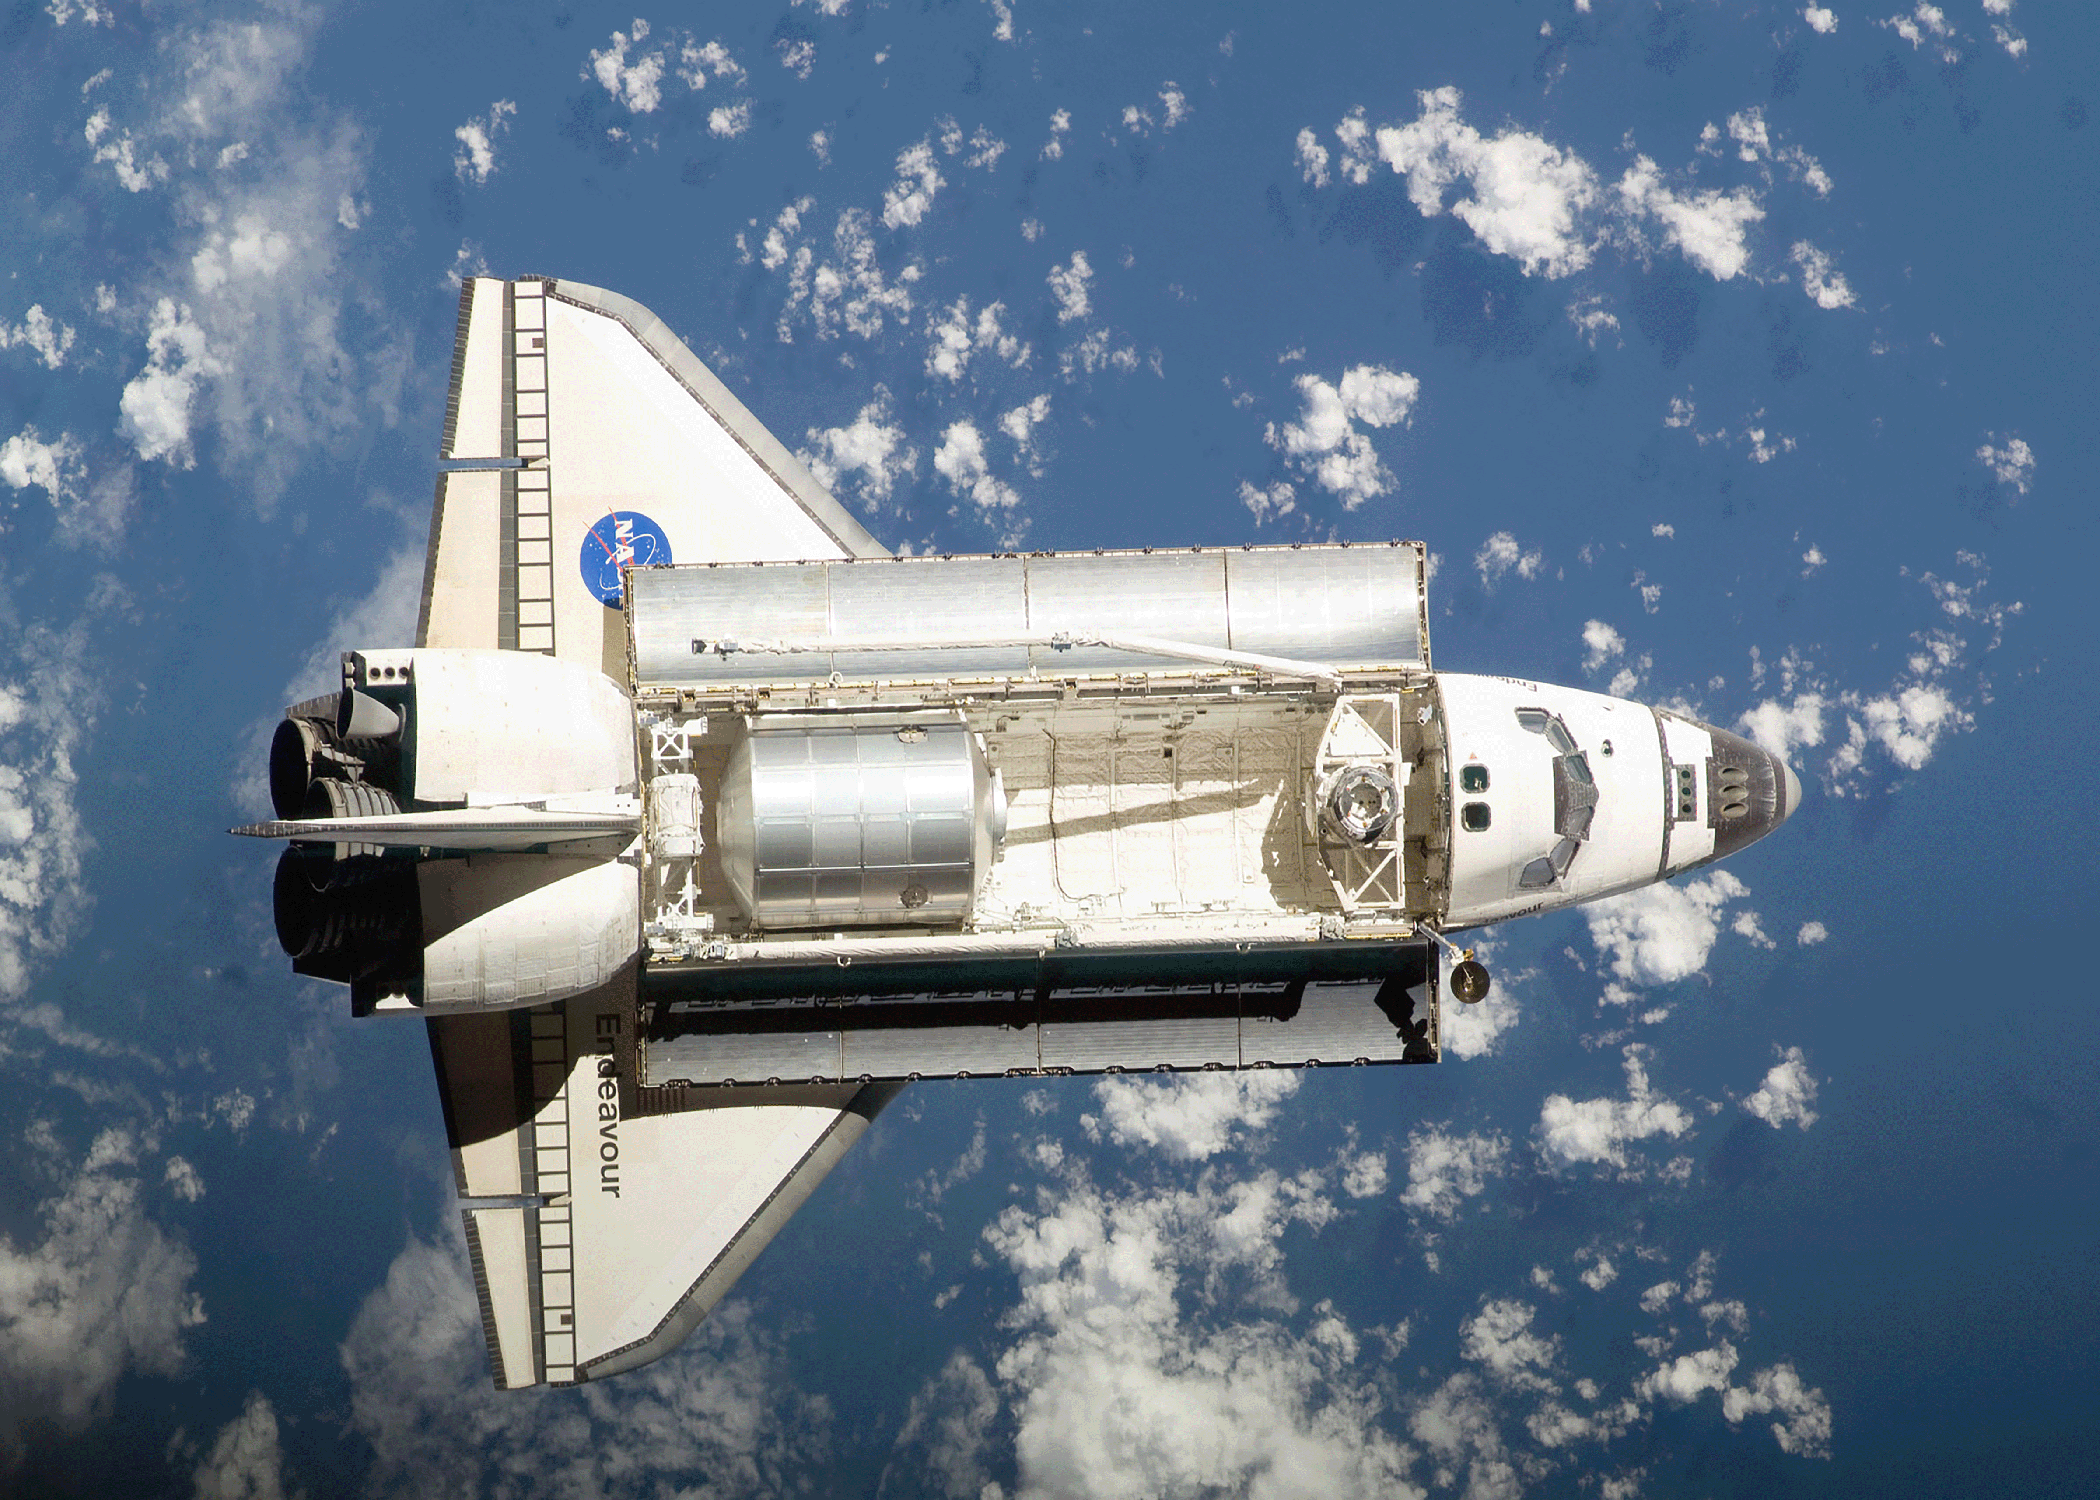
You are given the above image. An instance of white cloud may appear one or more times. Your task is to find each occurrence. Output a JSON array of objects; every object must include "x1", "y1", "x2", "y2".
[
  {"x1": 776, "y1": 38, "x2": 816, "y2": 79},
  {"x1": 1739, "y1": 691, "x2": 1827, "y2": 761},
  {"x1": 451, "y1": 100, "x2": 515, "y2": 184},
  {"x1": 1475, "y1": 530, "x2": 1544, "y2": 588},
  {"x1": 1585, "y1": 869, "x2": 1752, "y2": 989},
  {"x1": 708, "y1": 98, "x2": 752, "y2": 138},
  {"x1": 344, "y1": 1233, "x2": 834, "y2": 1496},
  {"x1": 1047, "y1": 250, "x2": 1093, "y2": 322},
  {"x1": 1639, "y1": 1341, "x2": 1738, "y2": 1404},
  {"x1": 1852, "y1": 682, "x2": 1967, "y2": 771},
  {"x1": 1802, "y1": 544, "x2": 1826, "y2": 575},
  {"x1": 976, "y1": 1171, "x2": 1412, "y2": 1500},
  {"x1": 1239, "y1": 479, "x2": 1297, "y2": 525},
  {"x1": 1990, "y1": 23, "x2": 2027, "y2": 58},
  {"x1": 925, "y1": 296, "x2": 1029, "y2": 381},
  {"x1": 1538, "y1": 1046, "x2": 1695, "y2": 1170},
  {"x1": 1975, "y1": 433, "x2": 2034, "y2": 494},
  {"x1": 808, "y1": 128, "x2": 831, "y2": 165},
  {"x1": 932, "y1": 421, "x2": 1020, "y2": 511},
  {"x1": 163, "y1": 1156, "x2": 205, "y2": 1202},
  {"x1": 1790, "y1": 241, "x2": 1856, "y2": 309},
  {"x1": 588, "y1": 20, "x2": 668, "y2": 112},
  {"x1": 983, "y1": 0, "x2": 1014, "y2": 43},
  {"x1": 0, "y1": 1129, "x2": 206, "y2": 1467},
  {"x1": 0, "y1": 623, "x2": 98, "y2": 1003},
  {"x1": 1567, "y1": 294, "x2": 1619, "y2": 345},
  {"x1": 777, "y1": 209, "x2": 922, "y2": 342},
  {"x1": 86, "y1": 109, "x2": 170, "y2": 192},
  {"x1": 1578, "y1": 1256, "x2": 1618, "y2": 1292},
  {"x1": 678, "y1": 37, "x2": 745, "y2": 88},
  {"x1": 883, "y1": 139, "x2": 946, "y2": 229},
  {"x1": 1796, "y1": 920, "x2": 1828, "y2": 947},
  {"x1": 1461, "y1": 1300, "x2": 1560, "y2": 1391},
  {"x1": 1041, "y1": 108, "x2": 1070, "y2": 161},
  {"x1": 1000, "y1": 393, "x2": 1052, "y2": 472},
  {"x1": 1743, "y1": 1046, "x2": 1820, "y2": 1129},
  {"x1": 0, "y1": 427, "x2": 87, "y2": 506},
  {"x1": 1722, "y1": 1363, "x2": 1834, "y2": 1457},
  {"x1": 1441, "y1": 974, "x2": 1521, "y2": 1059},
  {"x1": 1399, "y1": 1127, "x2": 1509, "y2": 1221},
  {"x1": 115, "y1": 298, "x2": 211, "y2": 467},
  {"x1": 798, "y1": 386, "x2": 916, "y2": 509},
  {"x1": 1082, "y1": 1072, "x2": 1299, "y2": 1161},
  {"x1": 1616, "y1": 156, "x2": 1765, "y2": 280},
  {"x1": 1804, "y1": 5, "x2": 1838, "y2": 32},
  {"x1": 1265, "y1": 366, "x2": 1420, "y2": 509},
  {"x1": 1341, "y1": 1151, "x2": 1388, "y2": 1199},
  {"x1": 1582, "y1": 621, "x2": 1626, "y2": 674},
  {"x1": 0, "y1": 306, "x2": 76, "y2": 369},
  {"x1": 1297, "y1": 127, "x2": 1331, "y2": 188},
  {"x1": 1374, "y1": 86, "x2": 1600, "y2": 278},
  {"x1": 192, "y1": 1391, "x2": 287, "y2": 1500},
  {"x1": 1158, "y1": 83, "x2": 1190, "y2": 130}
]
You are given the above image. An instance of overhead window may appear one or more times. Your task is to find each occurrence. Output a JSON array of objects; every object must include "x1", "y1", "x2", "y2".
[
  {"x1": 1514, "y1": 706, "x2": 1600, "y2": 887},
  {"x1": 1460, "y1": 764, "x2": 1489, "y2": 793},
  {"x1": 1461, "y1": 802, "x2": 1492, "y2": 832}
]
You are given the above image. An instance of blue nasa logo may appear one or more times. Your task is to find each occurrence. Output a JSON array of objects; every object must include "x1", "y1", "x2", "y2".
[{"x1": 579, "y1": 511, "x2": 672, "y2": 606}]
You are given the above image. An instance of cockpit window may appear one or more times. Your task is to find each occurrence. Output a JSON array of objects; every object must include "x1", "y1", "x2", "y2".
[
  {"x1": 1514, "y1": 707, "x2": 1599, "y2": 886},
  {"x1": 1461, "y1": 802, "x2": 1492, "y2": 832},
  {"x1": 1460, "y1": 764, "x2": 1489, "y2": 793}
]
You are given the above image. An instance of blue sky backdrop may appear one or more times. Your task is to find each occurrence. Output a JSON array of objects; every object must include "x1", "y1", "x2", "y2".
[{"x1": 1, "y1": 1, "x2": 2095, "y2": 1495}]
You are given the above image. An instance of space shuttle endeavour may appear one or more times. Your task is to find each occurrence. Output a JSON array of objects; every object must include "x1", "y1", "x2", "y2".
[{"x1": 236, "y1": 278, "x2": 1797, "y2": 1388}]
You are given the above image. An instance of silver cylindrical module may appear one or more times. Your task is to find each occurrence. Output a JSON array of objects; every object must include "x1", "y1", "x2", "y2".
[
  {"x1": 649, "y1": 773, "x2": 702, "y2": 859},
  {"x1": 716, "y1": 713, "x2": 1004, "y2": 930}
]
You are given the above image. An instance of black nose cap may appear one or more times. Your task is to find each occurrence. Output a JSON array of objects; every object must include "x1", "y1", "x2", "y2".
[{"x1": 1701, "y1": 724, "x2": 1800, "y2": 862}]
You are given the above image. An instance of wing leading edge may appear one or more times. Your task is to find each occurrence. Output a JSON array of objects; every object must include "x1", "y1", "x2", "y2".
[{"x1": 416, "y1": 276, "x2": 896, "y2": 1388}]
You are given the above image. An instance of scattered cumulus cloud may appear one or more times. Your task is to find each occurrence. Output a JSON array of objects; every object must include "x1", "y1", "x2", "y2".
[
  {"x1": 1399, "y1": 1127, "x2": 1510, "y2": 1222},
  {"x1": 1586, "y1": 869, "x2": 1755, "y2": 992},
  {"x1": 1582, "y1": 620, "x2": 1625, "y2": 673},
  {"x1": 1804, "y1": 5, "x2": 1838, "y2": 32},
  {"x1": 1616, "y1": 156, "x2": 1764, "y2": 280},
  {"x1": 451, "y1": 100, "x2": 515, "y2": 185},
  {"x1": 1538, "y1": 1046, "x2": 1695, "y2": 1171},
  {"x1": 1796, "y1": 920, "x2": 1829, "y2": 947},
  {"x1": 1476, "y1": 531, "x2": 1545, "y2": 588},
  {"x1": 1791, "y1": 242, "x2": 1856, "y2": 308},
  {"x1": 1373, "y1": 87, "x2": 1601, "y2": 278},
  {"x1": 1296, "y1": 127, "x2": 1331, "y2": 188},
  {"x1": 1041, "y1": 108, "x2": 1071, "y2": 161},
  {"x1": 1975, "y1": 433, "x2": 2034, "y2": 494},
  {"x1": 1743, "y1": 1047, "x2": 1820, "y2": 1129},
  {"x1": 190, "y1": 1392, "x2": 288, "y2": 1500},
  {"x1": 1082, "y1": 1073, "x2": 1299, "y2": 1161},
  {"x1": 798, "y1": 385, "x2": 916, "y2": 509},
  {"x1": 0, "y1": 1128, "x2": 206, "y2": 1468},
  {"x1": 774, "y1": 209, "x2": 922, "y2": 342},
  {"x1": 708, "y1": 99, "x2": 752, "y2": 139},
  {"x1": 883, "y1": 138, "x2": 946, "y2": 228},
  {"x1": 1265, "y1": 366, "x2": 1420, "y2": 509},
  {"x1": 587, "y1": 20, "x2": 669, "y2": 112},
  {"x1": 1047, "y1": 251, "x2": 1093, "y2": 322},
  {"x1": 776, "y1": 38, "x2": 816, "y2": 79},
  {"x1": 0, "y1": 306, "x2": 76, "y2": 369},
  {"x1": 924, "y1": 297, "x2": 1029, "y2": 382},
  {"x1": 933, "y1": 421, "x2": 1021, "y2": 511}
]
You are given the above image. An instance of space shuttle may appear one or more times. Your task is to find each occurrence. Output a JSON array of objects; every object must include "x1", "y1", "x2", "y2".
[{"x1": 235, "y1": 277, "x2": 1798, "y2": 1388}]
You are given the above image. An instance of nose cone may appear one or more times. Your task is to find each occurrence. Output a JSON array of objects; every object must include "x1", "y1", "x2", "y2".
[{"x1": 1704, "y1": 724, "x2": 1801, "y2": 862}]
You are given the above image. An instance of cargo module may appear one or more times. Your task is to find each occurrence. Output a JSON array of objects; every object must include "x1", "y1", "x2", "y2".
[{"x1": 236, "y1": 278, "x2": 1798, "y2": 1388}]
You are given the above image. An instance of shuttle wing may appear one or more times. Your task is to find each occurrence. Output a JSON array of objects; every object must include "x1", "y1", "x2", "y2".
[
  {"x1": 418, "y1": 275, "x2": 885, "y2": 674},
  {"x1": 415, "y1": 276, "x2": 896, "y2": 1387}
]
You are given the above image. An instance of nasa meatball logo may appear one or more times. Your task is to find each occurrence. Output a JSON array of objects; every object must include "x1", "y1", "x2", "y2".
[{"x1": 579, "y1": 510, "x2": 671, "y2": 605}]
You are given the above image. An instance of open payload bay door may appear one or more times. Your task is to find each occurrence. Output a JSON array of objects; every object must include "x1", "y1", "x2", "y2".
[
  {"x1": 413, "y1": 275, "x2": 897, "y2": 1387},
  {"x1": 418, "y1": 275, "x2": 886, "y2": 674},
  {"x1": 429, "y1": 976, "x2": 899, "y2": 1388}
]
